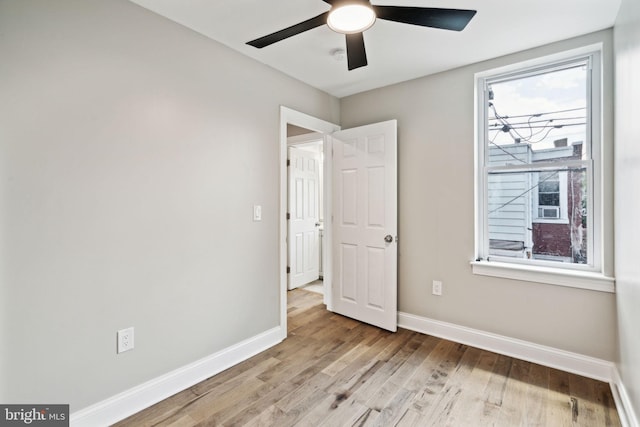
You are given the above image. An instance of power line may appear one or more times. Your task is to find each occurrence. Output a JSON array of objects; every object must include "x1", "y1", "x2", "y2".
[
  {"x1": 489, "y1": 116, "x2": 586, "y2": 125},
  {"x1": 488, "y1": 103, "x2": 585, "y2": 144},
  {"x1": 487, "y1": 106, "x2": 586, "y2": 121},
  {"x1": 489, "y1": 122, "x2": 586, "y2": 130}
]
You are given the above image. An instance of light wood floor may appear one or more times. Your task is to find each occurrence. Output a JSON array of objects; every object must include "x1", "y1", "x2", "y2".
[{"x1": 116, "y1": 289, "x2": 620, "y2": 426}]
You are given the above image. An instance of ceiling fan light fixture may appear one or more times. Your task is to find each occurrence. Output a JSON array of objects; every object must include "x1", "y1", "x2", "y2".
[{"x1": 327, "y1": 4, "x2": 376, "y2": 34}]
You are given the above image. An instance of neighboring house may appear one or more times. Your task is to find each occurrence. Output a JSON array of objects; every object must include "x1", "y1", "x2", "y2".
[{"x1": 488, "y1": 139, "x2": 586, "y2": 263}]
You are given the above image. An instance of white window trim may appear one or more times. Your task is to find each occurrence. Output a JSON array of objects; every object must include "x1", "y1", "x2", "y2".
[
  {"x1": 473, "y1": 44, "x2": 614, "y2": 292},
  {"x1": 471, "y1": 260, "x2": 614, "y2": 292}
]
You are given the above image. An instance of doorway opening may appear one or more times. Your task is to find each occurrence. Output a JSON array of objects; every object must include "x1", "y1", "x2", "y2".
[
  {"x1": 287, "y1": 127, "x2": 324, "y2": 293},
  {"x1": 279, "y1": 107, "x2": 340, "y2": 339},
  {"x1": 280, "y1": 107, "x2": 399, "y2": 335}
]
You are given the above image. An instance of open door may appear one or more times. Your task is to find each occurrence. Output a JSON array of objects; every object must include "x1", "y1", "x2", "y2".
[
  {"x1": 331, "y1": 120, "x2": 398, "y2": 332},
  {"x1": 287, "y1": 146, "x2": 321, "y2": 289}
]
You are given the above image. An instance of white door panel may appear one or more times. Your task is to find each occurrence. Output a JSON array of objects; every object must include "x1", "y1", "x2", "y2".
[
  {"x1": 288, "y1": 146, "x2": 320, "y2": 289},
  {"x1": 331, "y1": 120, "x2": 397, "y2": 332}
]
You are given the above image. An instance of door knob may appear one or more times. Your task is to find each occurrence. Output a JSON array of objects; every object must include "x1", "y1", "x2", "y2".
[{"x1": 384, "y1": 234, "x2": 393, "y2": 243}]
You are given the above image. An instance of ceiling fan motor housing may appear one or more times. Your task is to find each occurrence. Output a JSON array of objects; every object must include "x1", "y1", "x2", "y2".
[{"x1": 327, "y1": 1, "x2": 377, "y2": 34}]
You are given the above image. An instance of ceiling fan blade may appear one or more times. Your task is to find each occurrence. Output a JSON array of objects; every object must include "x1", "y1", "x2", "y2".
[
  {"x1": 373, "y1": 6, "x2": 476, "y2": 31},
  {"x1": 247, "y1": 12, "x2": 329, "y2": 48},
  {"x1": 321, "y1": 0, "x2": 335, "y2": 4},
  {"x1": 345, "y1": 32, "x2": 367, "y2": 71}
]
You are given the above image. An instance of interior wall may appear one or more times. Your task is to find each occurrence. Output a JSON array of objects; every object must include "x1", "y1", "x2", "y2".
[
  {"x1": 0, "y1": 0, "x2": 339, "y2": 410},
  {"x1": 340, "y1": 29, "x2": 617, "y2": 360},
  {"x1": 287, "y1": 124, "x2": 317, "y2": 137},
  {"x1": 614, "y1": 0, "x2": 640, "y2": 418}
]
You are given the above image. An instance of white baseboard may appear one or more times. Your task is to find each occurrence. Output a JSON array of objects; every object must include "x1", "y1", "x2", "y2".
[
  {"x1": 70, "y1": 326, "x2": 283, "y2": 427},
  {"x1": 398, "y1": 312, "x2": 614, "y2": 382},
  {"x1": 611, "y1": 366, "x2": 640, "y2": 427}
]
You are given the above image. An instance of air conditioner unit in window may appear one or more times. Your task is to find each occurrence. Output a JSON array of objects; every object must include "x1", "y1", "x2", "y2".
[{"x1": 539, "y1": 206, "x2": 560, "y2": 218}]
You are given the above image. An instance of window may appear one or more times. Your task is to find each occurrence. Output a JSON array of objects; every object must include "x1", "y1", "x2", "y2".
[
  {"x1": 537, "y1": 171, "x2": 561, "y2": 218},
  {"x1": 473, "y1": 47, "x2": 612, "y2": 291}
]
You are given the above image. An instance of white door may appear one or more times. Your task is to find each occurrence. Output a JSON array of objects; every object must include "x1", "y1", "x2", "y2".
[
  {"x1": 288, "y1": 146, "x2": 321, "y2": 290},
  {"x1": 331, "y1": 120, "x2": 397, "y2": 332}
]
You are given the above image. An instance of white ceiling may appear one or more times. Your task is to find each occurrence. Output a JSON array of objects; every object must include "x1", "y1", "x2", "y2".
[{"x1": 129, "y1": 0, "x2": 621, "y2": 98}]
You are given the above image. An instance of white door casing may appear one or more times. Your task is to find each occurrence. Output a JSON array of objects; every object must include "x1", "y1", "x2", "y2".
[
  {"x1": 280, "y1": 107, "x2": 340, "y2": 339},
  {"x1": 288, "y1": 146, "x2": 321, "y2": 289},
  {"x1": 331, "y1": 120, "x2": 398, "y2": 332}
]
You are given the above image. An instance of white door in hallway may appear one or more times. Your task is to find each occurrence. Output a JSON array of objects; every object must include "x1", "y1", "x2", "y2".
[
  {"x1": 331, "y1": 120, "x2": 398, "y2": 332},
  {"x1": 288, "y1": 146, "x2": 321, "y2": 289}
]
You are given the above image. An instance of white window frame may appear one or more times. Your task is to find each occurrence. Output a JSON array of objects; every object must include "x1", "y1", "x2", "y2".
[{"x1": 472, "y1": 45, "x2": 614, "y2": 293}]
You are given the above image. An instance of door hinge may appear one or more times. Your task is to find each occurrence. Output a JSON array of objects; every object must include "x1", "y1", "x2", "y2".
[
  {"x1": 286, "y1": 212, "x2": 290, "y2": 220},
  {"x1": 287, "y1": 159, "x2": 290, "y2": 167},
  {"x1": 286, "y1": 266, "x2": 291, "y2": 274}
]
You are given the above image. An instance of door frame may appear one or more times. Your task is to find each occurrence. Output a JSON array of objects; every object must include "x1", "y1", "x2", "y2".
[{"x1": 279, "y1": 106, "x2": 340, "y2": 338}]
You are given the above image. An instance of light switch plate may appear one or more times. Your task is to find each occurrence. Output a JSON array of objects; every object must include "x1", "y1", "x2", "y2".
[{"x1": 432, "y1": 280, "x2": 443, "y2": 296}]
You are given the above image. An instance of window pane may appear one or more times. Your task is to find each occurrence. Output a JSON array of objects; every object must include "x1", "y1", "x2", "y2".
[
  {"x1": 539, "y1": 193, "x2": 560, "y2": 206},
  {"x1": 539, "y1": 181, "x2": 559, "y2": 193},
  {"x1": 488, "y1": 168, "x2": 587, "y2": 264},
  {"x1": 487, "y1": 65, "x2": 588, "y2": 162}
]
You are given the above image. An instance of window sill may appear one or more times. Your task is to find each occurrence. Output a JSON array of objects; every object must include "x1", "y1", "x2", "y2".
[
  {"x1": 532, "y1": 218, "x2": 569, "y2": 224},
  {"x1": 470, "y1": 260, "x2": 615, "y2": 293}
]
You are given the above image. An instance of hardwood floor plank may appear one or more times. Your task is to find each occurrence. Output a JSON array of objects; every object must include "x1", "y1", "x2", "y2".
[
  {"x1": 275, "y1": 371, "x2": 332, "y2": 414},
  {"x1": 523, "y1": 362, "x2": 550, "y2": 426},
  {"x1": 322, "y1": 342, "x2": 372, "y2": 377},
  {"x1": 403, "y1": 339, "x2": 456, "y2": 393},
  {"x1": 189, "y1": 376, "x2": 272, "y2": 424},
  {"x1": 316, "y1": 394, "x2": 370, "y2": 427},
  {"x1": 569, "y1": 369, "x2": 620, "y2": 426},
  {"x1": 116, "y1": 289, "x2": 621, "y2": 427},
  {"x1": 495, "y1": 358, "x2": 532, "y2": 426},
  {"x1": 166, "y1": 414, "x2": 197, "y2": 427},
  {"x1": 364, "y1": 336, "x2": 438, "y2": 412},
  {"x1": 595, "y1": 379, "x2": 622, "y2": 426},
  {"x1": 355, "y1": 408, "x2": 381, "y2": 426},
  {"x1": 395, "y1": 407, "x2": 422, "y2": 427},
  {"x1": 292, "y1": 391, "x2": 352, "y2": 426},
  {"x1": 189, "y1": 357, "x2": 280, "y2": 399},
  {"x1": 240, "y1": 404, "x2": 288, "y2": 427},
  {"x1": 421, "y1": 346, "x2": 484, "y2": 427},
  {"x1": 477, "y1": 353, "x2": 514, "y2": 423},
  {"x1": 409, "y1": 341, "x2": 468, "y2": 415},
  {"x1": 221, "y1": 338, "x2": 346, "y2": 426},
  {"x1": 369, "y1": 387, "x2": 415, "y2": 427},
  {"x1": 546, "y1": 367, "x2": 574, "y2": 427},
  {"x1": 450, "y1": 350, "x2": 499, "y2": 426}
]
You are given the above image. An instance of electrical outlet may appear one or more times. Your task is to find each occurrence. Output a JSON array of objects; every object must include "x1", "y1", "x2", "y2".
[
  {"x1": 117, "y1": 327, "x2": 134, "y2": 353},
  {"x1": 432, "y1": 280, "x2": 443, "y2": 296}
]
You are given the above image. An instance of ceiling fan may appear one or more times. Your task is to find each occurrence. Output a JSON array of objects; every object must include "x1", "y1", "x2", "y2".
[{"x1": 247, "y1": 0, "x2": 477, "y2": 71}]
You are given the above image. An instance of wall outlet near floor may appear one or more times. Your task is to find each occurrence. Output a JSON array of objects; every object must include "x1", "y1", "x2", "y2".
[
  {"x1": 432, "y1": 280, "x2": 443, "y2": 296},
  {"x1": 117, "y1": 327, "x2": 135, "y2": 353}
]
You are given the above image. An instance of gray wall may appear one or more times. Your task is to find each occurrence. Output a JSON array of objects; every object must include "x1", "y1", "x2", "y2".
[
  {"x1": 614, "y1": 0, "x2": 640, "y2": 418},
  {"x1": 0, "y1": 0, "x2": 338, "y2": 410},
  {"x1": 340, "y1": 30, "x2": 617, "y2": 360}
]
